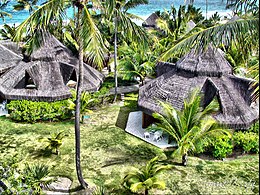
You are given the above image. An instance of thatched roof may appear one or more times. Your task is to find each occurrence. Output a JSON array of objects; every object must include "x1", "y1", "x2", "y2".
[
  {"x1": 0, "y1": 40, "x2": 23, "y2": 56},
  {"x1": 0, "y1": 33, "x2": 104, "y2": 101},
  {"x1": 138, "y1": 45, "x2": 259, "y2": 129},
  {"x1": 186, "y1": 20, "x2": 196, "y2": 32},
  {"x1": 0, "y1": 43, "x2": 22, "y2": 75},
  {"x1": 142, "y1": 13, "x2": 159, "y2": 28}
]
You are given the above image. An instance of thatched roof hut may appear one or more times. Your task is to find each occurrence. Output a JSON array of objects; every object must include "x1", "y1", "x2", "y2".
[
  {"x1": 0, "y1": 33, "x2": 104, "y2": 101},
  {"x1": 138, "y1": 45, "x2": 259, "y2": 129},
  {"x1": 142, "y1": 13, "x2": 159, "y2": 28},
  {"x1": 186, "y1": 20, "x2": 196, "y2": 32}
]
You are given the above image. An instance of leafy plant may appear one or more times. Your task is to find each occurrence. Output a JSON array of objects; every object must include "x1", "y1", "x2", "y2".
[
  {"x1": 67, "y1": 89, "x2": 93, "y2": 123},
  {"x1": 23, "y1": 163, "x2": 55, "y2": 194},
  {"x1": 122, "y1": 156, "x2": 172, "y2": 195},
  {"x1": 233, "y1": 131, "x2": 259, "y2": 153},
  {"x1": 0, "y1": 155, "x2": 54, "y2": 194},
  {"x1": 211, "y1": 134, "x2": 233, "y2": 159},
  {"x1": 148, "y1": 89, "x2": 231, "y2": 165},
  {"x1": 92, "y1": 184, "x2": 107, "y2": 195},
  {"x1": 41, "y1": 131, "x2": 68, "y2": 155},
  {"x1": 7, "y1": 100, "x2": 72, "y2": 123}
]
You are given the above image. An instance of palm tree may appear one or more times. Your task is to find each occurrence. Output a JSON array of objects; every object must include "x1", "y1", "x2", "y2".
[
  {"x1": 148, "y1": 89, "x2": 231, "y2": 166},
  {"x1": 42, "y1": 131, "x2": 68, "y2": 155},
  {"x1": 0, "y1": 0, "x2": 11, "y2": 22},
  {"x1": 102, "y1": 0, "x2": 148, "y2": 102},
  {"x1": 118, "y1": 41, "x2": 155, "y2": 85},
  {"x1": 14, "y1": 0, "x2": 106, "y2": 189},
  {"x1": 123, "y1": 156, "x2": 172, "y2": 195},
  {"x1": 13, "y1": 0, "x2": 39, "y2": 14}
]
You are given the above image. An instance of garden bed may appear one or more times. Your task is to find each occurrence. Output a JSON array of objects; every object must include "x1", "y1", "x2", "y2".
[{"x1": 0, "y1": 103, "x2": 258, "y2": 194}]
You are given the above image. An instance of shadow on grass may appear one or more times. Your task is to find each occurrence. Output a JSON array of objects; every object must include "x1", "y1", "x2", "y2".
[
  {"x1": 115, "y1": 106, "x2": 132, "y2": 130},
  {"x1": 31, "y1": 148, "x2": 55, "y2": 158},
  {"x1": 102, "y1": 143, "x2": 159, "y2": 167}
]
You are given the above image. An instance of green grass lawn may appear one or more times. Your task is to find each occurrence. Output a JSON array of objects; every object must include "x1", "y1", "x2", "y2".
[{"x1": 0, "y1": 102, "x2": 259, "y2": 194}]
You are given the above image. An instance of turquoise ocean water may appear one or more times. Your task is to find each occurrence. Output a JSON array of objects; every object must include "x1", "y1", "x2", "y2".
[{"x1": 0, "y1": 0, "x2": 232, "y2": 25}]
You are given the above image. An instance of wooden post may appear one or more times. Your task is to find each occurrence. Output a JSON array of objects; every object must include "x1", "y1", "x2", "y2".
[{"x1": 142, "y1": 112, "x2": 154, "y2": 128}]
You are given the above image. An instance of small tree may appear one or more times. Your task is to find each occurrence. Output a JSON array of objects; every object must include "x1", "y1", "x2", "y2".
[
  {"x1": 148, "y1": 89, "x2": 231, "y2": 166},
  {"x1": 41, "y1": 131, "x2": 68, "y2": 155},
  {"x1": 123, "y1": 156, "x2": 172, "y2": 195}
]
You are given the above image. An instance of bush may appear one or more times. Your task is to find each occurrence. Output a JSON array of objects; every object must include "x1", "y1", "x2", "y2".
[
  {"x1": 200, "y1": 134, "x2": 233, "y2": 159},
  {"x1": 233, "y1": 131, "x2": 259, "y2": 153},
  {"x1": 7, "y1": 100, "x2": 72, "y2": 123},
  {"x1": 248, "y1": 121, "x2": 259, "y2": 134},
  {"x1": 212, "y1": 135, "x2": 233, "y2": 159}
]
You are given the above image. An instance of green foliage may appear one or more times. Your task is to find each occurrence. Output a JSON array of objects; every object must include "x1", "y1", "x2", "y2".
[
  {"x1": 40, "y1": 131, "x2": 68, "y2": 155},
  {"x1": 0, "y1": 24, "x2": 17, "y2": 40},
  {"x1": 123, "y1": 93, "x2": 138, "y2": 109},
  {"x1": 0, "y1": 0, "x2": 12, "y2": 22},
  {"x1": 92, "y1": 184, "x2": 107, "y2": 195},
  {"x1": 248, "y1": 121, "x2": 259, "y2": 134},
  {"x1": 118, "y1": 41, "x2": 156, "y2": 84},
  {"x1": 7, "y1": 100, "x2": 72, "y2": 123},
  {"x1": 123, "y1": 156, "x2": 172, "y2": 194},
  {"x1": 67, "y1": 89, "x2": 94, "y2": 122},
  {"x1": 23, "y1": 163, "x2": 54, "y2": 194},
  {"x1": 148, "y1": 89, "x2": 230, "y2": 164},
  {"x1": 233, "y1": 131, "x2": 259, "y2": 153},
  {"x1": 0, "y1": 155, "x2": 53, "y2": 194},
  {"x1": 211, "y1": 134, "x2": 233, "y2": 159}
]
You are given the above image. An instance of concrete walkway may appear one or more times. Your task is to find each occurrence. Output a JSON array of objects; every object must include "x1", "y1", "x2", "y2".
[
  {"x1": 125, "y1": 111, "x2": 177, "y2": 149},
  {"x1": 109, "y1": 84, "x2": 139, "y2": 95}
]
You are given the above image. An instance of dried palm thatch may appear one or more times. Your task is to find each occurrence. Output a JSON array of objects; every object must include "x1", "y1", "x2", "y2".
[
  {"x1": 0, "y1": 33, "x2": 104, "y2": 101},
  {"x1": 0, "y1": 43, "x2": 22, "y2": 75},
  {"x1": 138, "y1": 45, "x2": 258, "y2": 129},
  {"x1": 142, "y1": 13, "x2": 159, "y2": 28}
]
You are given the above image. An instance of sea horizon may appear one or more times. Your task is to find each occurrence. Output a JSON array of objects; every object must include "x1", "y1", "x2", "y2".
[{"x1": 0, "y1": 0, "x2": 233, "y2": 26}]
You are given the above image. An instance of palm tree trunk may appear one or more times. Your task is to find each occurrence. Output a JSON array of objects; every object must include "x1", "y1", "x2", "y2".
[
  {"x1": 205, "y1": 0, "x2": 208, "y2": 20},
  {"x1": 75, "y1": 1, "x2": 88, "y2": 189},
  {"x1": 113, "y1": 16, "x2": 118, "y2": 103},
  {"x1": 182, "y1": 153, "x2": 188, "y2": 166},
  {"x1": 0, "y1": 180, "x2": 8, "y2": 191},
  {"x1": 144, "y1": 188, "x2": 149, "y2": 195}
]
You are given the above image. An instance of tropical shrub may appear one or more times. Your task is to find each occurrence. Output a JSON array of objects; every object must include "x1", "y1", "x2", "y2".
[
  {"x1": 123, "y1": 156, "x2": 172, "y2": 195},
  {"x1": 211, "y1": 134, "x2": 233, "y2": 159},
  {"x1": 147, "y1": 89, "x2": 230, "y2": 165},
  {"x1": 7, "y1": 100, "x2": 72, "y2": 123},
  {"x1": 40, "y1": 131, "x2": 68, "y2": 155},
  {"x1": 233, "y1": 131, "x2": 259, "y2": 153},
  {"x1": 0, "y1": 155, "x2": 54, "y2": 194},
  {"x1": 201, "y1": 134, "x2": 233, "y2": 159},
  {"x1": 248, "y1": 121, "x2": 259, "y2": 134}
]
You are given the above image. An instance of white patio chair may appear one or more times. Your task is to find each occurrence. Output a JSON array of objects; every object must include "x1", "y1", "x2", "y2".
[
  {"x1": 144, "y1": 132, "x2": 150, "y2": 138},
  {"x1": 153, "y1": 131, "x2": 163, "y2": 142}
]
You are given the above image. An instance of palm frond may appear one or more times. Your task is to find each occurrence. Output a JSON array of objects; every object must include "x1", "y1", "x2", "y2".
[
  {"x1": 82, "y1": 5, "x2": 107, "y2": 70},
  {"x1": 161, "y1": 18, "x2": 259, "y2": 60}
]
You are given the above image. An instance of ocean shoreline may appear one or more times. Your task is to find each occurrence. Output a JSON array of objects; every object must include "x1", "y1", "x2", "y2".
[{"x1": 0, "y1": 0, "x2": 232, "y2": 26}]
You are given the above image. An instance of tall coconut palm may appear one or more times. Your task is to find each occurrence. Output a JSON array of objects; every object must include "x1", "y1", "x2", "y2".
[
  {"x1": 14, "y1": 0, "x2": 106, "y2": 189},
  {"x1": 148, "y1": 89, "x2": 231, "y2": 166},
  {"x1": 123, "y1": 156, "x2": 172, "y2": 195},
  {"x1": 102, "y1": 0, "x2": 148, "y2": 102}
]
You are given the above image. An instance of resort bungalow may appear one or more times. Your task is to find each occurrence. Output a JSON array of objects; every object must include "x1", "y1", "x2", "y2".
[
  {"x1": 0, "y1": 33, "x2": 104, "y2": 102},
  {"x1": 138, "y1": 45, "x2": 259, "y2": 130},
  {"x1": 142, "y1": 12, "x2": 159, "y2": 29}
]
